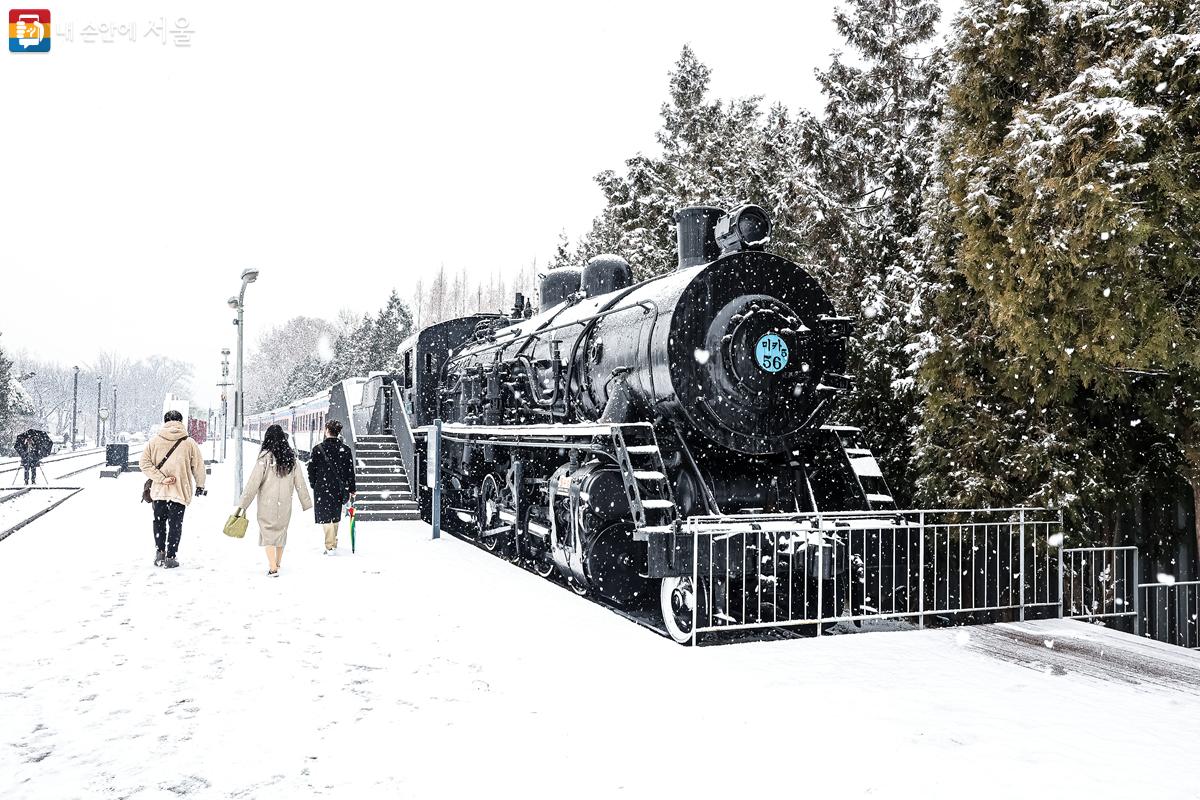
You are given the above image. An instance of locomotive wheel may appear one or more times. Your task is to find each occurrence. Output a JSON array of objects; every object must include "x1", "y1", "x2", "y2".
[
  {"x1": 567, "y1": 576, "x2": 588, "y2": 596},
  {"x1": 660, "y1": 576, "x2": 707, "y2": 645},
  {"x1": 476, "y1": 474, "x2": 504, "y2": 552},
  {"x1": 533, "y1": 554, "x2": 556, "y2": 578}
]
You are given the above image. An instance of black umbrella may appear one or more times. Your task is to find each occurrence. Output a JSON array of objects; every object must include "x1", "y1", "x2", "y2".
[{"x1": 20, "y1": 429, "x2": 54, "y2": 459}]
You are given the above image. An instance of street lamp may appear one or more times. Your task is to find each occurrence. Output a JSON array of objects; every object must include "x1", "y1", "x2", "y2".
[
  {"x1": 229, "y1": 267, "x2": 259, "y2": 501},
  {"x1": 71, "y1": 366, "x2": 79, "y2": 451},
  {"x1": 99, "y1": 406, "x2": 109, "y2": 449},
  {"x1": 219, "y1": 348, "x2": 231, "y2": 462},
  {"x1": 95, "y1": 377, "x2": 102, "y2": 447}
]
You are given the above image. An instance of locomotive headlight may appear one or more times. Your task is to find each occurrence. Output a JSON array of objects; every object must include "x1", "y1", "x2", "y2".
[{"x1": 714, "y1": 205, "x2": 772, "y2": 254}]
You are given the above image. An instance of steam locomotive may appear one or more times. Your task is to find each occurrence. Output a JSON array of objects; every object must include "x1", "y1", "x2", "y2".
[{"x1": 388, "y1": 205, "x2": 896, "y2": 642}]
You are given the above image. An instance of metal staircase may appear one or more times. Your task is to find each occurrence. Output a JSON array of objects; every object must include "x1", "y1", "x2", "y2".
[
  {"x1": 610, "y1": 425, "x2": 675, "y2": 530},
  {"x1": 353, "y1": 434, "x2": 420, "y2": 522}
]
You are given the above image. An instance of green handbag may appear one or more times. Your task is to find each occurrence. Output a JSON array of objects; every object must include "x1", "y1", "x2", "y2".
[{"x1": 223, "y1": 509, "x2": 248, "y2": 539}]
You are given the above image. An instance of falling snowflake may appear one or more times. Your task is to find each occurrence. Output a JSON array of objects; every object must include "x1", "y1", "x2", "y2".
[{"x1": 317, "y1": 335, "x2": 334, "y2": 363}]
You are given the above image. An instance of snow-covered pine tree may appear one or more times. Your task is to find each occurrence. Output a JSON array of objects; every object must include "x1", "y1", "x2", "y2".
[
  {"x1": 0, "y1": 336, "x2": 15, "y2": 455},
  {"x1": 369, "y1": 290, "x2": 415, "y2": 372},
  {"x1": 587, "y1": 46, "x2": 834, "y2": 280},
  {"x1": 593, "y1": 46, "x2": 741, "y2": 279},
  {"x1": 547, "y1": 231, "x2": 575, "y2": 270},
  {"x1": 799, "y1": 0, "x2": 945, "y2": 505},
  {"x1": 916, "y1": 0, "x2": 1200, "y2": 548}
]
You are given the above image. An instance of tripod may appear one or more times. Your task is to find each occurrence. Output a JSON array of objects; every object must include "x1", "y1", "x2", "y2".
[{"x1": 9, "y1": 463, "x2": 50, "y2": 487}]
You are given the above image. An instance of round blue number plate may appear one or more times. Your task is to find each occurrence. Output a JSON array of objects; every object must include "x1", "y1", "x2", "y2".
[{"x1": 755, "y1": 333, "x2": 789, "y2": 374}]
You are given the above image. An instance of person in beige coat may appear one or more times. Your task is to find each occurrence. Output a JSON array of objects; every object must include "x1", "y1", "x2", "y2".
[
  {"x1": 139, "y1": 410, "x2": 207, "y2": 569},
  {"x1": 237, "y1": 424, "x2": 312, "y2": 577}
]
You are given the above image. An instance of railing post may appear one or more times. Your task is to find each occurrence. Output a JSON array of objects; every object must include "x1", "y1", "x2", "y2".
[
  {"x1": 1018, "y1": 507, "x2": 1026, "y2": 622},
  {"x1": 1056, "y1": 514, "x2": 1064, "y2": 619},
  {"x1": 691, "y1": 518, "x2": 699, "y2": 646},
  {"x1": 1132, "y1": 548, "x2": 1141, "y2": 637},
  {"x1": 430, "y1": 418, "x2": 443, "y2": 541},
  {"x1": 815, "y1": 513, "x2": 824, "y2": 636},
  {"x1": 918, "y1": 510, "x2": 925, "y2": 630}
]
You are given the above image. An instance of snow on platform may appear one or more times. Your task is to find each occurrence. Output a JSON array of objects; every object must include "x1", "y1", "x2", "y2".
[{"x1": 1, "y1": 453, "x2": 1199, "y2": 799}]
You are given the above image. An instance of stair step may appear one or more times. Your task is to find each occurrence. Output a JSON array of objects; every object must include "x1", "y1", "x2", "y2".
[
  {"x1": 625, "y1": 445, "x2": 659, "y2": 454},
  {"x1": 355, "y1": 501, "x2": 418, "y2": 511},
  {"x1": 640, "y1": 499, "x2": 675, "y2": 509},
  {"x1": 633, "y1": 470, "x2": 665, "y2": 480},
  {"x1": 355, "y1": 511, "x2": 422, "y2": 522}
]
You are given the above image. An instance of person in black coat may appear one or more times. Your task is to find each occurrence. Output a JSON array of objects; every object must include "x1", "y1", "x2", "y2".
[
  {"x1": 307, "y1": 420, "x2": 356, "y2": 554},
  {"x1": 14, "y1": 432, "x2": 42, "y2": 485}
]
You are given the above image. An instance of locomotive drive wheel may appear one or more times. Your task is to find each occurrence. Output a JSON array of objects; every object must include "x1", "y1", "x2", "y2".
[
  {"x1": 533, "y1": 555, "x2": 556, "y2": 578},
  {"x1": 476, "y1": 474, "x2": 504, "y2": 552},
  {"x1": 660, "y1": 576, "x2": 707, "y2": 645}
]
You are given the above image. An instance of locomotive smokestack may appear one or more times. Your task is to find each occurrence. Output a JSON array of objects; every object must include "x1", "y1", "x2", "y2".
[{"x1": 674, "y1": 206, "x2": 724, "y2": 270}]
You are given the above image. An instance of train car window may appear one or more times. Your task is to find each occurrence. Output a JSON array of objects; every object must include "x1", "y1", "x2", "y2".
[
  {"x1": 424, "y1": 352, "x2": 432, "y2": 374},
  {"x1": 404, "y1": 351, "x2": 412, "y2": 388}
]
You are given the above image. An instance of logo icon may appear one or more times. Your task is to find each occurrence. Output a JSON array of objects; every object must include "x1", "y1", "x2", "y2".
[{"x1": 9, "y1": 9, "x2": 50, "y2": 52}]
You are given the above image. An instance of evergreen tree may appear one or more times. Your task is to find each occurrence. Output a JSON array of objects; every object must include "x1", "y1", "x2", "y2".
[
  {"x1": 369, "y1": 290, "x2": 415, "y2": 371},
  {"x1": 798, "y1": 0, "x2": 946, "y2": 504},
  {"x1": 916, "y1": 0, "x2": 1200, "y2": 549},
  {"x1": 0, "y1": 336, "x2": 14, "y2": 455},
  {"x1": 592, "y1": 46, "x2": 796, "y2": 279},
  {"x1": 547, "y1": 231, "x2": 575, "y2": 270}
]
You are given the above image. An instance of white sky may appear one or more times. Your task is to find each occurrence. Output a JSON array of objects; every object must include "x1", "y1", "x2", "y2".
[{"x1": 1, "y1": 0, "x2": 959, "y2": 405}]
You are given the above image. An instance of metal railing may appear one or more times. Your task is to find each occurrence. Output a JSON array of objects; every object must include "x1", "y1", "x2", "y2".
[
  {"x1": 688, "y1": 508, "x2": 1063, "y2": 642},
  {"x1": 1139, "y1": 580, "x2": 1200, "y2": 649},
  {"x1": 1061, "y1": 546, "x2": 1138, "y2": 621}
]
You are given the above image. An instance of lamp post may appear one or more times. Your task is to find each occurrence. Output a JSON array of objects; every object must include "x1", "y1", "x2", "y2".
[
  {"x1": 95, "y1": 377, "x2": 102, "y2": 447},
  {"x1": 71, "y1": 366, "x2": 79, "y2": 451},
  {"x1": 219, "y1": 348, "x2": 231, "y2": 462},
  {"x1": 229, "y1": 267, "x2": 259, "y2": 501},
  {"x1": 99, "y1": 406, "x2": 109, "y2": 449},
  {"x1": 112, "y1": 383, "x2": 117, "y2": 441}
]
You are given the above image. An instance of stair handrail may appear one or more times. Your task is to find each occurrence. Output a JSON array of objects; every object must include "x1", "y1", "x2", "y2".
[
  {"x1": 388, "y1": 382, "x2": 419, "y2": 500},
  {"x1": 326, "y1": 379, "x2": 359, "y2": 462}
]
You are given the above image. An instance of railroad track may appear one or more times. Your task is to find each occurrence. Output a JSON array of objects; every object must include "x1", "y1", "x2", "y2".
[
  {"x1": 0, "y1": 448, "x2": 144, "y2": 542},
  {"x1": 0, "y1": 447, "x2": 144, "y2": 485},
  {"x1": 0, "y1": 487, "x2": 84, "y2": 542}
]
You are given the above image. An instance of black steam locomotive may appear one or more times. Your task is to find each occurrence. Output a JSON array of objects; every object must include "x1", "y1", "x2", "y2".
[{"x1": 393, "y1": 205, "x2": 895, "y2": 641}]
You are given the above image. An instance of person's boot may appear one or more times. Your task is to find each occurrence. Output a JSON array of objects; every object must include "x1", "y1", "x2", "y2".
[
  {"x1": 163, "y1": 556, "x2": 180, "y2": 569},
  {"x1": 154, "y1": 549, "x2": 165, "y2": 567}
]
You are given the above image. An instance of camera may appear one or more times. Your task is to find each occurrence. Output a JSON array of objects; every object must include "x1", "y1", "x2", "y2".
[{"x1": 195, "y1": 487, "x2": 207, "y2": 496}]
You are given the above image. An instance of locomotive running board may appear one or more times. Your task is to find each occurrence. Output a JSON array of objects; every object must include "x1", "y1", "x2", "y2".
[{"x1": 431, "y1": 422, "x2": 649, "y2": 441}]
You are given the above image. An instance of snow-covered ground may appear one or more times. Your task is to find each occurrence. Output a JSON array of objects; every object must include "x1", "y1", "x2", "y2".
[{"x1": 2, "y1": 444, "x2": 1199, "y2": 799}]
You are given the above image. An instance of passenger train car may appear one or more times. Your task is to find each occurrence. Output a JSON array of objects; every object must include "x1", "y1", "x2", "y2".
[{"x1": 244, "y1": 388, "x2": 336, "y2": 457}]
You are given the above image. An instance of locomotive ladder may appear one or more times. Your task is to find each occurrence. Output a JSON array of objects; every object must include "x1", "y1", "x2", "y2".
[{"x1": 611, "y1": 425, "x2": 676, "y2": 530}]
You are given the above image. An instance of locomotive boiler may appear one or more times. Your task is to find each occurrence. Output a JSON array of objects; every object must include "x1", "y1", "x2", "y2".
[{"x1": 413, "y1": 205, "x2": 895, "y2": 642}]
